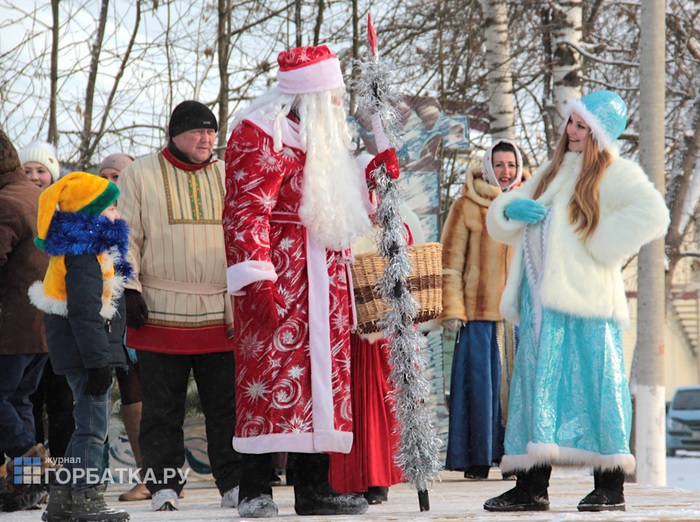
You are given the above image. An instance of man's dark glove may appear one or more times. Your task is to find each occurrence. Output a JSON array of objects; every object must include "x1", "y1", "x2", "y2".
[
  {"x1": 86, "y1": 366, "x2": 113, "y2": 396},
  {"x1": 125, "y1": 289, "x2": 148, "y2": 329}
]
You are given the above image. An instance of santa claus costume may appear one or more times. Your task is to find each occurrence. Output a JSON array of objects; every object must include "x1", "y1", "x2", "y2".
[{"x1": 224, "y1": 45, "x2": 380, "y2": 517}]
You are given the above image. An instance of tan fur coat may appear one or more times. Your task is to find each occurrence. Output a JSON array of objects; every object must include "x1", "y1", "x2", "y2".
[{"x1": 439, "y1": 168, "x2": 525, "y2": 324}]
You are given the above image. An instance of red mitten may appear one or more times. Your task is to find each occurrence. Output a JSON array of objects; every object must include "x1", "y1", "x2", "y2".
[
  {"x1": 366, "y1": 148, "x2": 400, "y2": 189},
  {"x1": 252, "y1": 280, "x2": 286, "y2": 331}
]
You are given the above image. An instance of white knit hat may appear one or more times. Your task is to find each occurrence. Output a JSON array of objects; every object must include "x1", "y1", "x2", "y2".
[{"x1": 19, "y1": 141, "x2": 60, "y2": 182}]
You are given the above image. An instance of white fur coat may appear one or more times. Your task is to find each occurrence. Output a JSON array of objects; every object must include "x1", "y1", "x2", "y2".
[{"x1": 486, "y1": 151, "x2": 669, "y2": 328}]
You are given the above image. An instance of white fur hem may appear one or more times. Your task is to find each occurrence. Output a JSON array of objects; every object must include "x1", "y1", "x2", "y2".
[
  {"x1": 28, "y1": 281, "x2": 68, "y2": 316},
  {"x1": 232, "y1": 430, "x2": 353, "y2": 454},
  {"x1": 500, "y1": 442, "x2": 636, "y2": 474},
  {"x1": 226, "y1": 260, "x2": 277, "y2": 295}
]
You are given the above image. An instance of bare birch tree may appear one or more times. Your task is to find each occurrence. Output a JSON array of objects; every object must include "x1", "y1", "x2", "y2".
[
  {"x1": 548, "y1": 0, "x2": 583, "y2": 141},
  {"x1": 479, "y1": 0, "x2": 515, "y2": 139}
]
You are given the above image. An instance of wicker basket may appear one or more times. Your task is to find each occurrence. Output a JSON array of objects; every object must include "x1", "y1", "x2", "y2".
[{"x1": 351, "y1": 242, "x2": 443, "y2": 334}]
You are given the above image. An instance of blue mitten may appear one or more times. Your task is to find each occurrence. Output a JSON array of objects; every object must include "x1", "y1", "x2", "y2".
[{"x1": 504, "y1": 198, "x2": 547, "y2": 224}]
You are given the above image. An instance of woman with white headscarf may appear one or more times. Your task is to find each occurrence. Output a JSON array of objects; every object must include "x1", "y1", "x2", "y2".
[{"x1": 439, "y1": 139, "x2": 526, "y2": 481}]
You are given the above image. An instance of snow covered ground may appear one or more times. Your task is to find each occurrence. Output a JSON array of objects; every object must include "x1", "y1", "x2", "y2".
[
  {"x1": 5, "y1": 453, "x2": 699, "y2": 520},
  {"x1": 666, "y1": 450, "x2": 700, "y2": 492}
]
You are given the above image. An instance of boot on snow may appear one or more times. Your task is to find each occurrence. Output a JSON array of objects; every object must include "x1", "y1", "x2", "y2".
[
  {"x1": 363, "y1": 486, "x2": 388, "y2": 505},
  {"x1": 41, "y1": 484, "x2": 72, "y2": 522},
  {"x1": 484, "y1": 465, "x2": 551, "y2": 512},
  {"x1": 293, "y1": 453, "x2": 368, "y2": 516},
  {"x1": 578, "y1": 467, "x2": 626, "y2": 512},
  {"x1": 71, "y1": 486, "x2": 129, "y2": 521},
  {"x1": 237, "y1": 453, "x2": 278, "y2": 518}
]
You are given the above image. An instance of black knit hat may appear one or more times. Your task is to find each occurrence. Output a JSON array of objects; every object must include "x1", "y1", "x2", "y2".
[
  {"x1": 0, "y1": 129, "x2": 22, "y2": 176},
  {"x1": 168, "y1": 101, "x2": 218, "y2": 138}
]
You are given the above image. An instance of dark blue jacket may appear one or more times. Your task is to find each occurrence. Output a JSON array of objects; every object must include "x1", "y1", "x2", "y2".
[
  {"x1": 38, "y1": 211, "x2": 132, "y2": 374},
  {"x1": 45, "y1": 254, "x2": 128, "y2": 374}
]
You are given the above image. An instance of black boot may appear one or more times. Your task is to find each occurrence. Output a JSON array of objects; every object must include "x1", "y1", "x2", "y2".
[
  {"x1": 237, "y1": 453, "x2": 278, "y2": 518},
  {"x1": 484, "y1": 465, "x2": 551, "y2": 511},
  {"x1": 293, "y1": 453, "x2": 369, "y2": 516},
  {"x1": 364, "y1": 486, "x2": 388, "y2": 504},
  {"x1": 70, "y1": 486, "x2": 129, "y2": 522},
  {"x1": 42, "y1": 485, "x2": 72, "y2": 521},
  {"x1": 578, "y1": 467, "x2": 625, "y2": 511},
  {"x1": 464, "y1": 465, "x2": 491, "y2": 480}
]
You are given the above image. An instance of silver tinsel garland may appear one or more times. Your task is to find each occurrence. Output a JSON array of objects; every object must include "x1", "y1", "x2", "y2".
[
  {"x1": 351, "y1": 58, "x2": 402, "y2": 150},
  {"x1": 354, "y1": 55, "x2": 442, "y2": 495}
]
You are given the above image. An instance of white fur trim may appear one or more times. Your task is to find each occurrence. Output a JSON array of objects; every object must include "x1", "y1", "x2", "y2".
[
  {"x1": 277, "y1": 57, "x2": 345, "y2": 94},
  {"x1": 233, "y1": 430, "x2": 353, "y2": 454},
  {"x1": 100, "y1": 248, "x2": 128, "y2": 319},
  {"x1": 500, "y1": 442, "x2": 636, "y2": 475},
  {"x1": 587, "y1": 158, "x2": 670, "y2": 265},
  {"x1": 566, "y1": 99, "x2": 613, "y2": 151},
  {"x1": 28, "y1": 250, "x2": 129, "y2": 320},
  {"x1": 417, "y1": 318, "x2": 441, "y2": 334},
  {"x1": 486, "y1": 189, "x2": 531, "y2": 245},
  {"x1": 226, "y1": 260, "x2": 277, "y2": 295},
  {"x1": 244, "y1": 110, "x2": 303, "y2": 152},
  {"x1": 231, "y1": 234, "x2": 354, "y2": 455},
  {"x1": 28, "y1": 280, "x2": 68, "y2": 316},
  {"x1": 306, "y1": 233, "x2": 337, "y2": 440}
]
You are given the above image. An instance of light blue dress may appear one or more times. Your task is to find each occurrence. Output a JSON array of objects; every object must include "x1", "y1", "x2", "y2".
[{"x1": 502, "y1": 215, "x2": 633, "y2": 471}]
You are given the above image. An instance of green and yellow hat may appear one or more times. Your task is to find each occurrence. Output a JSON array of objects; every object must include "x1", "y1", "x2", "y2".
[{"x1": 35, "y1": 171, "x2": 120, "y2": 250}]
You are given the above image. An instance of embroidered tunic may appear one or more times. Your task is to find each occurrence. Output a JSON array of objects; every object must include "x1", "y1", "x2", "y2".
[
  {"x1": 223, "y1": 120, "x2": 354, "y2": 454},
  {"x1": 117, "y1": 149, "x2": 232, "y2": 354}
]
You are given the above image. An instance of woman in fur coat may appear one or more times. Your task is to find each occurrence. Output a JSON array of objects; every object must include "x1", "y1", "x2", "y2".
[
  {"x1": 440, "y1": 139, "x2": 525, "y2": 480},
  {"x1": 483, "y1": 90, "x2": 670, "y2": 513}
]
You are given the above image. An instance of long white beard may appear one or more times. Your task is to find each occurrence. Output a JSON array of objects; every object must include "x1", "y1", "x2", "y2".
[{"x1": 298, "y1": 95, "x2": 371, "y2": 251}]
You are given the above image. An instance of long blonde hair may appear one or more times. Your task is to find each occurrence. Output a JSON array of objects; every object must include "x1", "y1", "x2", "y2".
[{"x1": 532, "y1": 127, "x2": 612, "y2": 240}]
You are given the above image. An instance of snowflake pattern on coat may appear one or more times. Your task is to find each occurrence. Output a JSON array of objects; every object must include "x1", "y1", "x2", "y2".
[{"x1": 223, "y1": 121, "x2": 354, "y2": 453}]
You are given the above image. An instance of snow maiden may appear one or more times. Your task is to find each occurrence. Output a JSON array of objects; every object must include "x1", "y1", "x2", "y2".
[{"x1": 483, "y1": 90, "x2": 669, "y2": 513}]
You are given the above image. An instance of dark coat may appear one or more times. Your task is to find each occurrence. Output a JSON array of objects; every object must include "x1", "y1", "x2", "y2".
[
  {"x1": 31, "y1": 211, "x2": 133, "y2": 374},
  {"x1": 0, "y1": 170, "x2": 49, "y2": 355},
  {"x1": 45, "y1": 254, "x2": 127, "y2": 374}
]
